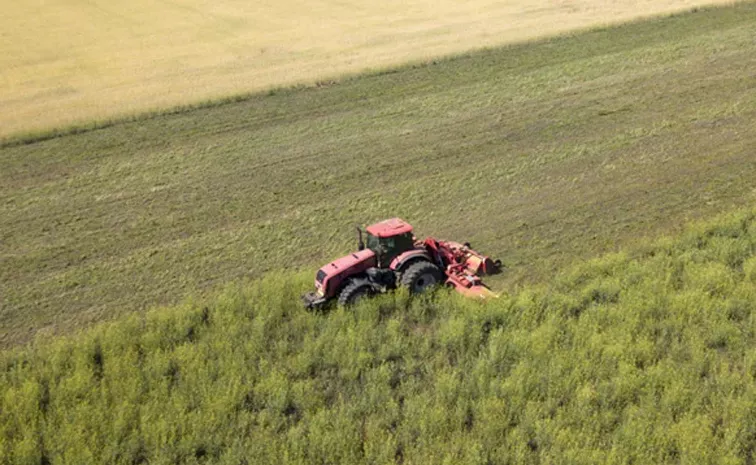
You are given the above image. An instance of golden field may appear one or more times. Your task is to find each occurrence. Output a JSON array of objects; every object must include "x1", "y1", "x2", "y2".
[{"x1": 0, "y1": 0, "x2": 735, "y2": 138}]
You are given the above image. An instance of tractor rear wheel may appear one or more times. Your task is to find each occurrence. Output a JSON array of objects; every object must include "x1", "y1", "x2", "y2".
[
  {"x1": 401, "y1": 261, "x2": 444, "y2": 294},
  {"x1": 338, "y1": 279, "x2": 375, "y2": 307}
]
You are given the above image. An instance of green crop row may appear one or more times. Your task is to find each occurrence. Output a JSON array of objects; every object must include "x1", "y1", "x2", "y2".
[{"x1": 2, "y1": 208, "x2": 755, "y2": 464}]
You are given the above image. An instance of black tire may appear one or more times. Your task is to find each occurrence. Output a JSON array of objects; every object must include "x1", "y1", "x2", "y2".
[
  {"x1": 337, "y1": 279, "x2": 375, "y2": 307},
  {"x1": 400, "y1": 261, "x2": 444, "y2": 294}
]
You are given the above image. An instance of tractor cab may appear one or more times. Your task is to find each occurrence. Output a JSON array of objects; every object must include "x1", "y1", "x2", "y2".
[{"x1": 364, "y1": 218, "x2": 415, "y2": 267}]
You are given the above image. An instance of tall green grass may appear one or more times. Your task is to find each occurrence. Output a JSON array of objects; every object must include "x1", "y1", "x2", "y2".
[{"x1": 2, "y1": 208, "x2": 755, "y2": 464}]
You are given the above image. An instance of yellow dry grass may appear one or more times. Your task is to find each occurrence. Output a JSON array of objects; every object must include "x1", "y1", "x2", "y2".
[{"x1": 0, "y1": 0, "x2": 735, "y2": 138}]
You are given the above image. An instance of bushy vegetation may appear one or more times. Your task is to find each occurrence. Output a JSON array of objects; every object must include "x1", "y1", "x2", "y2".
[{"x1": 2, "y1": 208, "x2": 755, "y2": 464}]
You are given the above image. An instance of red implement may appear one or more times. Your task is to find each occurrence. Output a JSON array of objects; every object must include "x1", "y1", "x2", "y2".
[{"x1": 422, "y1": 238, "x2": 500, "y2": 299}]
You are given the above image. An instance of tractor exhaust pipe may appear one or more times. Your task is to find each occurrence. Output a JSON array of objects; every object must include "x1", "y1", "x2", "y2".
[{"x1": 356, "y1": 227, "x2": 365, "y2": 251}]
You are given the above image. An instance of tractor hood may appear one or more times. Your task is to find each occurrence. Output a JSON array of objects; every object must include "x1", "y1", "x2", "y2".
[
  {"x1": 315, "y1": 248, "x2": 377, "y2": 299},
  {"x1": 321, "y1": 249, "x2": 376, "y2": 278},
  {"x1": 309, "y1": 248, "x2": 378, "y2": 304}
]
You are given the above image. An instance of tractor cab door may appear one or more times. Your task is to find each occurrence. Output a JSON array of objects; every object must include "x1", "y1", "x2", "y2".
[{"x1": 367, "y1": 232, "x2": 415, "y2": 267}]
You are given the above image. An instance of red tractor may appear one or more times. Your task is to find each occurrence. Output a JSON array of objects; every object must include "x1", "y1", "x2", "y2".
[{"x1": 302, "y1": 218, "x2": 502, "y2": 309}]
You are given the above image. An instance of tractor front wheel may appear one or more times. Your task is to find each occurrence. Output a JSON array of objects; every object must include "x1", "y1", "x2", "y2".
[
  {"x1": 338, "y1": 279, "x2": 376, "y2": 307},
  {"x1": 401, "y1": 261, "x2": 444, "y2": 294}
]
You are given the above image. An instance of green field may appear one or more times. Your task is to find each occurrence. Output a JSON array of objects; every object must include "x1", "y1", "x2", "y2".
[
  {"x1": 2, "y1": 208, "x2": 755, "y2": 464},
  {"x1": 2, "y1": 3, "x2": 756, "y2": 347}
]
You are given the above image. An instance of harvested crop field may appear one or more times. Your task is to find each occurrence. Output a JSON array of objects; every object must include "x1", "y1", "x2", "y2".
[{"x1": 0, "y1": 0, "x2": 736, "y2": 138}]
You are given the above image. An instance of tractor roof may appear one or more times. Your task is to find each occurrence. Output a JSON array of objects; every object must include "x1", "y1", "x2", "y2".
[{"x1": 366, "y1": 218, "x2": 414, "y2": 238}]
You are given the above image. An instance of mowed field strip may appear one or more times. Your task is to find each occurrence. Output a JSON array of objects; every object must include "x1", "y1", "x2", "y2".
[
  {"x1": 2, "y1": 4, "x2": 755, "y2": 347},
  {"x1": 0, "y1": 0, "x2": 737, "y2": 138}
]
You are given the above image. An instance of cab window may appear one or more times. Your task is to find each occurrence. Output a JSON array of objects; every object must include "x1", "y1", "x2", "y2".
[{"x1": 367, "y1": 233, "x2": 380, "y2": 252}]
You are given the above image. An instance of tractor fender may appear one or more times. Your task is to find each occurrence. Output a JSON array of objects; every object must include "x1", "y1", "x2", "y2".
[{"x1": 390, "y1": 250, "x2": 432, "y2": 273}]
